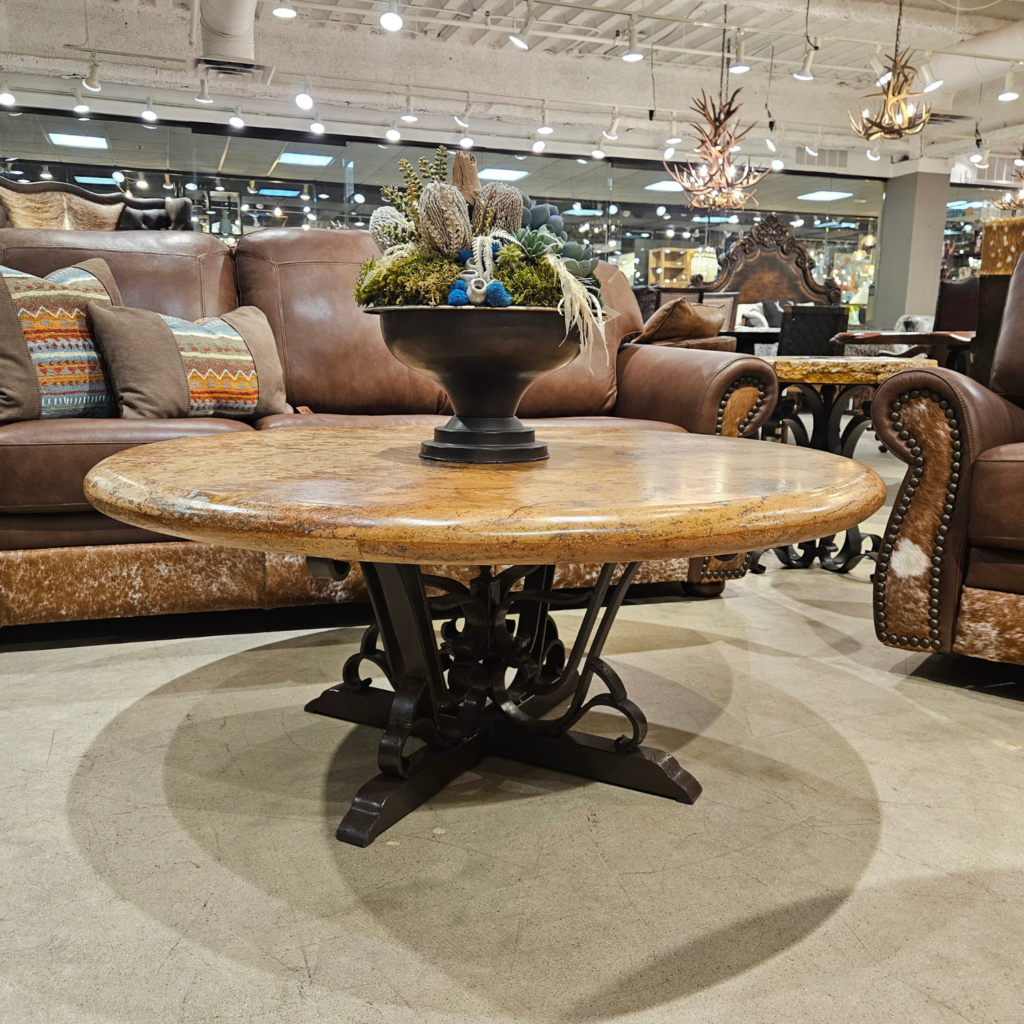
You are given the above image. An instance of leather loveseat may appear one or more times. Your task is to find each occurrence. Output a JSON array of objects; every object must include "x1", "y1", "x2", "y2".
[
  {"x1": 0, "y1": 227, "x2": 778, "y2": 628},
  {"x1": 870, "y1": 251, "x2": 1024, "y2": 665}
]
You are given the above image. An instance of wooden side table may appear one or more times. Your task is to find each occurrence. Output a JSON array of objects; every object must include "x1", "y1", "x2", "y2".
[{"x1": 86, "y1": 427, "x2": 885, "y2": 846}]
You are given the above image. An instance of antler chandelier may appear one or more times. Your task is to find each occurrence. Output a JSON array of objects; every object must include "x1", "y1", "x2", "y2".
[
  {"x1": 995, "y1": 148, "x2": 1024, "y2": 211},
  {"x1": 851, "y1": 0, "x2": 930, "y2": 142},
  {"x1": 664, "y1": 89, "x2": 768, "y2": 211}
]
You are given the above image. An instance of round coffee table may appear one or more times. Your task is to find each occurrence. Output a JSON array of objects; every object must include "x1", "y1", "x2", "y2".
[{"x1": 86, "y1": 426, "x2": 885, "y2": 847}]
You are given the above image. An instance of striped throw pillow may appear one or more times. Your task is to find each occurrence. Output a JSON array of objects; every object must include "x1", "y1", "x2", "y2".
[{"x1": 0, "y1": 259, "x2": 121, "y2": 424}]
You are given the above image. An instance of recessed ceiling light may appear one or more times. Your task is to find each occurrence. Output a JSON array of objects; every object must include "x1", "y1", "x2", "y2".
[
  {"x1": 644, "y1": 180, "x2": 684, "y2": 191},
  {"x1": 798, "y1": 190, "x2": 854, "y2": 201},
  {"x1": 49, "y1": 132, "x2": 106, "y2": 149},
  {"x1": 478, "y1": 167, "x2": 529, "y2": 180}
]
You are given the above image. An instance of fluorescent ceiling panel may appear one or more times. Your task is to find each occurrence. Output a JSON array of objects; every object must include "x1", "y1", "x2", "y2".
[
  {"x1": 74, "y1": 176, "x2": 119, "y2": 185},
  {"x1": 258, "y1": 188, "x2": 301, "y2": 196},
  {"x1": 277, "y1": 153, "x2": 333, "y2": 166},
  {"x1": 562, "y1": 208, "x2": 603, "y2": 216},
  {"x1": 796, "y1": 190, "x2": 854, "y2": 201},
  {"x1": 478, "y1": 168, "x2": 529, "y2": 181},
  {"x1": 644, "y1": 180, "x2": 685, "y2": 192},
  {"x1": 48, "y1": 133, "x2": 107, "y2": 149}
]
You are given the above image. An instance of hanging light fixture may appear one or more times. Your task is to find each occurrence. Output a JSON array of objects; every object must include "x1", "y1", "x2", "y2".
[
  {"x1": 509, "y1": 0, "x2": 534, "y2": 49},
  {"x1": 272, "y1": 2, "x2": 297, "y2": 17},
  {"x1": 532, "y1": 139, "x2": 546, "y2": 153},
  {"x1": 621, "y1": 17, "x2": 643, "y2": 62},
  {"x1": 228, "y1": 108, "x2": 245, "y2": 128},
  {"x1": 851, "y1": 0, "x2": 930, "y2": 142},
  {"x1": 793, "y1": 41, "x2": 816, "y2": 81},
  {"x1": 918, "y1": 54, "x2": 943, "y2": 93},
  {"x1": 72, "y1": 89, "x2": 90, "y2": 115},
  {"x1": 379, "y1": 0, "x2": 403, "y2": 32},
  {"x1": 663, "y1": 90, "x2": 768, "y2": 211},
  {"x1": 869, "y1": 46, "x2": 892, "y2": 87},
  {"x1": 729, "y1": 31, "x2": 750, "y2": 75},
  {"x1": 603, "y1": 111, "x2": 620, "y2": 140},
  {"x1": 666, "y1": 120, "x2": 682, "y2": 145},
  {"x1": 136, "y1": 173, "x2": 149, "y2": 189},
  {"x1": 163, "y1": 173, "x2": 174, "y2": 190},
  {"x1": 385, "y1": 126, "x2": 401, "y2": 142},
  {"x1": 195, "y1": 80, "x2": 214, "y2": 104},
  {"x1": 140, "y1": 97, "x2": 158, "y2": 122},
  {"x1": 309, "y1": 117, "x2": 326, "y2": 134},
  {"x1": 82, "y1": 57, "x2": 102, "y2": 92},
  {"x1": 400, "y1": 92, "x2": 418, "y2": 122},
  {"x1": 294, "y1": 88, "x2": 314, "y2": 110},
  {"x1": 0, "y1": 84, "x2": 15, "y2": 107},
  {"x1": 40, "y1": 165, "x2": 53, "y2": 179},
  {"x1": 537, "y1": 103, "x2": 553, "y2": 134},
  {"x1": 300, "y1": 184, "x2": 311, "y2": 200},
  {"x1": 999, "y1": 66, "x2": 1019, "y2": 102}
]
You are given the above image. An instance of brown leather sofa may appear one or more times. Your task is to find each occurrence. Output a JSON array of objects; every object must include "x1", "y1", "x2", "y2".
[
  {"x1": 0, "y1": 227, "x2": 778, "y2": 628},
  {"x1": 871, "y1": 252, "x2": 1024, "y2": 665}
]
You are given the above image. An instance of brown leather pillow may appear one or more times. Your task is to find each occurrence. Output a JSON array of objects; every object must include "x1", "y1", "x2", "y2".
[{"x1": 634, "y1": 299, "x2": 727, "y2": 344}]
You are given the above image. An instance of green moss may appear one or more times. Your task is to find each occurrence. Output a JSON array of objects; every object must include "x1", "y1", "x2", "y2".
[
  {"x1": 355, "y1": 251, "x2": 461, "y2": 307},
  {"x1": 494, "y1": 257, "x2": 563, "y2": 307}
]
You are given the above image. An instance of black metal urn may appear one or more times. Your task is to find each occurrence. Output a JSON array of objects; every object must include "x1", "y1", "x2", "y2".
[{"x1": 372, "y1": 306, "x2": 582, "y2": 463}]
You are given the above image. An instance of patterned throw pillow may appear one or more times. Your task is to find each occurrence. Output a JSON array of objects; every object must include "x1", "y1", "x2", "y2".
[
  {"x1": 87, "y1": 303, "x2": 290, "y2": 420},
  {"x1": 0, "y1": 259, "x2": 122, "y2": 424}
]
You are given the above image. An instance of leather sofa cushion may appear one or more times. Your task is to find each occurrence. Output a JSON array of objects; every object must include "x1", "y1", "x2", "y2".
[
  {"x1": 0, "y1": 512, "x2": 179, "y2": 550},
  {"x1": 255, "y1": 413, "x2": 684, "y2": 432},
  {"x1": 0, "y1": 417, "x2": 253, "y2": 513},
  {"x1": 970, "y1": 443, "x2": 1024, "y2": 549},
  {"x1": 0, "y1": 229, "x2": 237, "y2": 321},
  {"x1": 635, "y1": 299, "x2": 726, "y2": 343},
  {"x1": 965, "y1": 546, "x2": 1024, "y2": 595}
]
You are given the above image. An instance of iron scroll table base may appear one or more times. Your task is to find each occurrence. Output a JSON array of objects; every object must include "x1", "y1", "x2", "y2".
[
  {"x1": 305, "y1": 560, "x2": 702, "y2": 847},
  {"x1": 753, "y1": 382, "x2": 881, "y2": 574}
]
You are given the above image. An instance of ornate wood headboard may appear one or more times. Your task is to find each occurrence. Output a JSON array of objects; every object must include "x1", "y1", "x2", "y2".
[{"x1": 697, "y1": 214, "x2": 842, "y2": 305}]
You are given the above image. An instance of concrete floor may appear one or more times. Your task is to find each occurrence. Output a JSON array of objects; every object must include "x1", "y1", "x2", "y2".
[{"x1": 3, "y1": 437, "x2": 1024, "y2": 1024}]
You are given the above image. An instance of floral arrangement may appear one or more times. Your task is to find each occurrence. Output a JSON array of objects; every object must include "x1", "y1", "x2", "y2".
[{"x1": 354, "y1": 146, "x2": 609, "y2": 351}]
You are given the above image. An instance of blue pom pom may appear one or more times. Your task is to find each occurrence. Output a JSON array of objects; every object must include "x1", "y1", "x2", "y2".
[
  {"x1": 492, "y1": 242, "x2": 500, "y2": 255},
  {"x1": 452, "y1": 278, "x2": 468, "y2": 291},
  {"x1": 456, "y1": 249, "x2": 472, "y2": 265},
  {"x1": 484, "y1": 281, "x2": 511, "y2": 308},
  {"x1": 448, "y1": 288, "x2": 469, "y2": 306}
]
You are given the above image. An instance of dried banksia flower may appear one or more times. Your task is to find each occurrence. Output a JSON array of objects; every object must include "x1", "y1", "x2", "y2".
[
  {"x1": 369, "y1": 206, "x2": 417, "y2": 253},
  {"x1": 472, "y1": 182, "x2": 525, "y2": 237},
  {"x1": 418, "y1": 182, "x2": 472, "y2": 256},
  {"x1": 451, "y1": 151, "x2": 481, "y2": 207}
]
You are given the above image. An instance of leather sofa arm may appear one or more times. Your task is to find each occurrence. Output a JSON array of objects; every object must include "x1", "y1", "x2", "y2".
[
  {"x1": 871, "y1": 367, "x2": 1024, "y2": 654},
  {"x1": 615, "y1": 343, "x2": 778, "y2": 437}
]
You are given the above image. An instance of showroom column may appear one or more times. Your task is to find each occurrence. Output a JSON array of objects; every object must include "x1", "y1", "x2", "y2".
[{"x1": 871, "y1": 165, "x2": 950, "y2": 329}]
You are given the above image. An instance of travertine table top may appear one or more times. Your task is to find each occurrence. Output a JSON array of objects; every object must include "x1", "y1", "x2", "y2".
[
  {"x1": 763, "y1": 355, "x2": 938, "y2": 385},
  {"x1": 85, "y1": 427, "x2": 886, "y2": 565}
]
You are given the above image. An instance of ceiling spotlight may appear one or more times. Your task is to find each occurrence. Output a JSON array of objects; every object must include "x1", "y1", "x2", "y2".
[
  {"x1": 306, "y1": 211, "x2": 316, "y2": 220},
  {"x1": 400, "y1": 93, "x2": 418, "y2": 122},
  {"x1": 295, "y1": 90, "x2": 314, "y2": 110},
  {"x1": 273, "y1": 2, "x2": 297, "y2": 17},
  {"x1": 977, "y1": 147, "x2": 991, "y2": 169},
  {"x1": 866, "y1": 148, "x2": 881, "y2": 161},
  {"x1": 163, "y1": 173, "x2": 173, "y2": 190},
  {"x1": 509, "y1": 0, "x2": 534, "y2": 49},
  {"x1": 459, "y1": 136, "x2": 474, "y2": 148},
  {"x1": 82, "y1": 59, "x2": 102, "y2": 93},
  {"x1": 214, "y1": 177, "x2": 224, "y2": 191},
  {"x1": 72, "y1": 89, "x2": 89, "y2": 114},
  {"x1": 729, "y1": 31, "x2": 750, "y2": 74},
  {"x1": 352, "y1": 192, "x2": 366, "y2": 203},
  {"x1": 385, "y1": 126, "x2": 401, "y2": 142},
  {"x1": 303, "y1": 205, "x2": 311, "y2": 213},
  {"x1": 136, "y1": 173, "x2": 149, "y2": 189},
  {"x1": 793, "y1": 42, "x2": 816, "y2": 81},
  {"x1": 663, "y1": 146, "x2": 675, "y2": 160},
  {"x1": 805, "y1": 144, "x2": 819, "y2": 157},
  {"x1": 999, "y1": 68, "x2": 1019, "y2": 102},
  {"x1": 141, "y1": 98, "x2": 158, "y2": 122},
  {"x1": 766, "y1": 137, "x2": 777, "y2": 153},
  {"x1": 273, "y1": 206, "x2": 283, "y2": 216},
  {"x1": 241, "y1": 203, "x2": 249, "y2": 211},
  {"x1": 665, "y1": 120, "x2": 682, "y2": 145},
  {"x1": 665, "y1": 228, "x2": 675, "y2": 237},
  {"x1": 195, "y1": 79, "x2": 214, "y2": 104},
  {"x1": 454, "y1": 112, "x2": 470, "y2": 129},
  {"x1": 111, "y1": 170, "x2": 125, "y2": 183},
  {"x1": 0, "y1": 85, "x2": 14, "y2": 108},
  {"x1": 622, "y1": 17, "x2": 643, "y2": 62},
  {"x1": 591, "y1": 147, "x2": 606, "y2": 159},
  {"x1": 869, "y1": 47, "x2": 892, "y2": 87},
  {"x1": 770, "y1": 158, "x2": 785, "y2": 171},
  {"x1": 318, "y1": 192, "x2": 329, "y2": 199},
  {"x1": 39, "y1": 165, "x2": 53, "y2": 180},
  {"x1": 537, "y1": 104, "x2": 554, "y2": 134},
  {"x1": 532, "y1": 139, "x2": 546, "y2": 153},
  {"x1": 379, "y1": 0, "x2": 403, "y2": 31},
  {"x1": 228, "y1": 108, "x2": 245, "y2": 128},
  {"x1": 300, "y1": 185, "x2": 311, "y2": 200},
  {"x1": 919, "y1": 56, "x2": 943, "y2": 93},
  {"x1": 310, "y1": 118, "x2": 325, "y2": 134},
  {"x1": 184, "y1": 181, "x2": 198, "y2": 191},
  {"x1": 655, "y1": 205, "x2": 666, "y2": 216}
]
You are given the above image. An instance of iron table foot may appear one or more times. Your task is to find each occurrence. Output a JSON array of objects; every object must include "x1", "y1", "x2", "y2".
[{"x1": 306, "y1": 560, "x2": 703, "y2": 846}]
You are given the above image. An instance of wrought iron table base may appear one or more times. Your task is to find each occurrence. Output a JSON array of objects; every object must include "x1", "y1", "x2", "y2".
[{"x1": 305, "y1": 560, "x2": 702, "y2": 847}]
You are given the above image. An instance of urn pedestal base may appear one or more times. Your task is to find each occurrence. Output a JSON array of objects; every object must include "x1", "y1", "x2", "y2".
[{"x1": 421, "y1": 415, "x2": 548, "y2": 463}]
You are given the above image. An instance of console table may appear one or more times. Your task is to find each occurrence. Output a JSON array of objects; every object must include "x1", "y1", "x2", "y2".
[{"x1": 85, "y1": 427, "x2": 885, "y2": 846}]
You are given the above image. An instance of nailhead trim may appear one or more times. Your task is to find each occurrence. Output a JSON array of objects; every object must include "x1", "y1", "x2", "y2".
[
  {"x1": 876, "y1": 389, "x2": 959, "y2": 652},
  {"x1": 717, "y1": 376, "x2": 768, "y2": 437},
  {"x1": 700, "y1": 551, "x2": 755, "y2": 581}
]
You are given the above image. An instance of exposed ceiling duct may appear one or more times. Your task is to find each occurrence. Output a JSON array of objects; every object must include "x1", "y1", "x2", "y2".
[
  {"x1": 193, "y1": 0, "x2": 275, "y2": 85},
  {"x1": 928, "y1": 22, "x2": 1024, "y2": 103}
]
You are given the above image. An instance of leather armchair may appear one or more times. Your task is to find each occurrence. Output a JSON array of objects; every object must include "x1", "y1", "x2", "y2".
[{"x1": 871, "y1": 255, "x2": 1024, "y2": 664}]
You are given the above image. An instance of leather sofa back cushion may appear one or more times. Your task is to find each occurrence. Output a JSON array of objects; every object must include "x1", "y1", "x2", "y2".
[
  {"x1": 0, "y1": 229, "x2": 237, "y2": 321},
  {"x1": 0, "y1": 258, "x2": 122, "y2": 424},
  {"x1": 634, "y1": 299, "x2": 726, "y2": 344},
  {"x1": 88, "y1": 302, "x2": 289, "y2": 419},
  {"x1": 0, "y1": 187, "x2": 123, "y2": 231}
]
